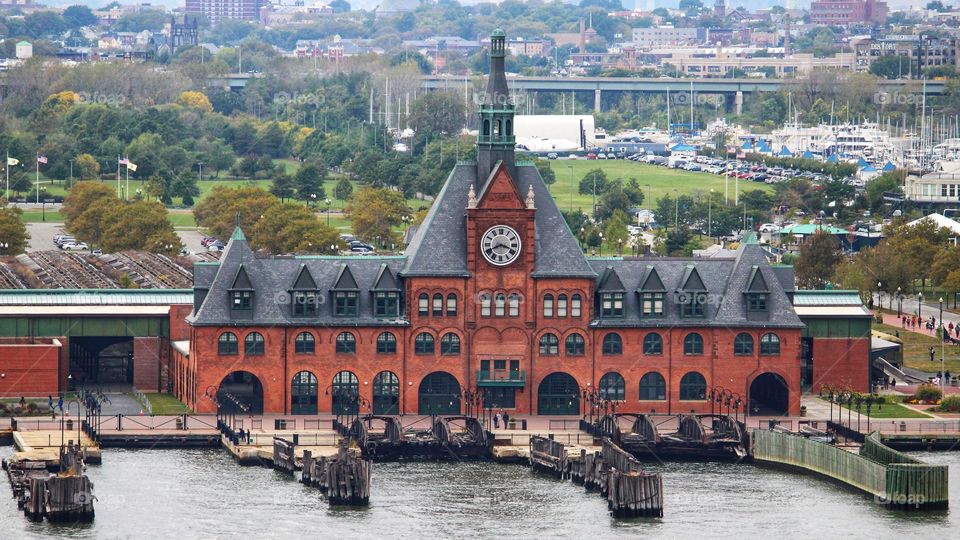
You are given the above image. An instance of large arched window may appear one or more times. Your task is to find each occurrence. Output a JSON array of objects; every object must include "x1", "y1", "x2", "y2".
[
  {"x1": 244, "y1": 332, "x2": 264, "y2": 355},
  {"x1": 294, "y1": 332, "x2": 315, "y2": 354},
  {"x1": 508, "y1": 293, "x2": 520, "y2": 317},
  {"x1": 543, "y1": 294, "x2": 554, "y2": 317},
  {"x1": 557, "y1": 294, "x2": 568, "y2": 317},
  {"x1": 432, "y1": 293, "x2": 443, "y2": 316},
  {"x1": 639, "y1": 372, "x2": 666, "y2": 401},
  {"x1": 446, "y1": 293, "x2": 458, "y2": 316},
  {"x1": 571, "y1": 294, "x2": 582, "y2": 317},
  {"x1": 372, "y1": 371, "x2": 400, "y2": 415},
  {"x1": 331, "y1": 371, "x2": 359, "y2": 415},
  {"x1": 539, "y1": 333, "x2": 559, "y2": 355},
  {"x1": 599, "y1": 372, "x2": 625, "y2": 401},
  {"x1": 565, "y1": 333, "x2": 585, "y2": 356},
  {"x1": 495, "y1": 293, "x2": 506, "y2": 317},
  {"x1": 218, "y1": 332, "x2": 238, "y2": 355},
  {"x1": 415, "y1": 332, "x2": 435, "y2": 354},
  {"x1": 291, "y1": 371, "x2": 318, "y2": 414},
  {"x1": 683, "y1": 333, "x2": 704, "y2": 355},
  {"x1": 734, "y1": 333, "x2": 754, "y2": 356},
  {"x1": 760, "y1": 333, "x2": 781, "y2": 356},
  {"x1": 643, "y1": 333, "x2": 663, "y2": 355},
  {"x1": 679, "y1": 372, "x2": 707, "y2": 400},
  {"x1": 483, "y1": 119, "x2": 490, "y2": 137},
  {"x1": 336, "y1": 332, "x2": 356, "y2": 353},
  {"x1": 418, "y1": 293, "x2": 429, "y2": 315},
  {"x1": 480, "y1": 293, "x2": 491, "y2": 317},
  {"x1": 440, "y1": 333, "x2": 461, "y2": 355},
  {"x1": 376, "y1": 332, "x2": 397, "y2": 354},
  {"x1": 602, "y1": 333, "x2": 623, "y2": 355}
]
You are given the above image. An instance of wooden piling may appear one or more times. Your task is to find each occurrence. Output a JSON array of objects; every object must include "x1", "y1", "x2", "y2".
[{"x1": 272, "y1": 437, "x2": 296, "y2": 475}]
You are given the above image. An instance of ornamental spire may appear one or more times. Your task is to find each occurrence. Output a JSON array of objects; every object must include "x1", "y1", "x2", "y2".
[
  {"x1": 526, "y1": 184, "x2": 535, "y2": 209},
  {"x1": 468, "y1": 184, "x2": 477, "y2": 209}
]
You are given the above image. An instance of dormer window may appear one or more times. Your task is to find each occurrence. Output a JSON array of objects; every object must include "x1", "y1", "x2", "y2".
[
  {"x1": 678, "y1": 265, "x2": 706, "y2": 319},
  {"x1": 744, "y1": 265, "x2": 770, "y2": 320},
  {"x1": 680, "y1": 294, "x2": 705, "y2": 318},
  {"x1": 640, "y1": 293, "x2": 664, "y2": 318},
  {"x1": 231, "y1": 290, "x2": 252, "y2": 310},
  {"x1": 229, "y1": 265, "x2": 254, "y2": 317},
  {"x1": 293, "y1": 292, "x2": 318, "y2": 316},
  {"x1": 747, "y1": 293, "x2": 767, "y2": 312},
  {"x1": 601, "y1": 292, "x2": 624, "y2": 318},
  {"x1": 333, "y1": 291, "x2": 358, "y2": 317},
  {"x1": 374, "y1": 291, "x2": 400, "y2": 318}
]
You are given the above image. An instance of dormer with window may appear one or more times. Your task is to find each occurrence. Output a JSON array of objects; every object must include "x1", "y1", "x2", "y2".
[
  {"x1": 637, "y1": 265, "x2": 666, "y2": 319},
  {"x1": 597, "y1": 267, "x2": 625, "y2": 319},
  {"x1": 289, "y1": 264, "x2": 319, "y2": 317},
  {"x1": 678, "y1": 265, "x2": 707, "y2": 319},
  {"x1": 331, "y1": 264, "x2": 359, "y2": 318},
  {"x1": 371, "y1": 263, "x2": 401, "y2": 319},
  {"x1": 744, "y1": 265, "x2": 770, "y2": 321},
  {"x1": 229, "y1": 265, "x2": 254, "y2": 319}
]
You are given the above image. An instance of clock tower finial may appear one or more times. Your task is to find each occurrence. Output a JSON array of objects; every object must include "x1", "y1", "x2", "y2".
[
  {"x1": 526, "y1": 184, "x2": 535, "y2": 209},
  {"x1": 477, "y1": 28, "x2": 515, "y2": 185}
]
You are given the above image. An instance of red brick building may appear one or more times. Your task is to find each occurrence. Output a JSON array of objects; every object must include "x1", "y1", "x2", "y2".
[
  {"x1": 809, "y1": 0, "x2": 888, "y2": 26},
  {"x1": 174, "y1": 30, "x2": 807, "y2": 417}
]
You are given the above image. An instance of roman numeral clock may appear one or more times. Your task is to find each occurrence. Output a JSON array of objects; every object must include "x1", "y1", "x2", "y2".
[{"x1": 481, "y1": 225, "x2": 521, "y2": 266}]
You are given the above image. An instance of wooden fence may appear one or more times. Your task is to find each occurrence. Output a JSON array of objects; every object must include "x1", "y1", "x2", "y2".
[{"x1": 752, "y1": 429, "x2": 948, "y2": 510}]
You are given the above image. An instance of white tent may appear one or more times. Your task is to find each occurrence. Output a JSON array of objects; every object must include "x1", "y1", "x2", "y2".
[
  {"x1": 514, "y1": 115, "x2": 594, "y2": 152},
  {"x1": 907, "y1": 213, "x2": 960, "y2": 235}
]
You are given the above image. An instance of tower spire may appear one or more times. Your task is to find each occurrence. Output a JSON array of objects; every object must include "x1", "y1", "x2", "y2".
[{"x1": 477, "y1": 29, "x2": 516, "y2": 185}]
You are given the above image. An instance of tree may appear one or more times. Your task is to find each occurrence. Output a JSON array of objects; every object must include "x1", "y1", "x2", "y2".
[
  {"x1": 203, "y1": 139, "x2": 236, "y2": 178},
  {"x1": 0, "y1": 205, "x2": 29, "y2": 255},
  {"x1": 334, "y1": 176, "x2": 354, "y2": 202},
  {"x1": 604, "y1": 210, "x2": 630, "y2": 253},
  {"x1": 409, "y1": 92, "x2": 466, "y2": 144},
  {"x1": 98, "y1": 200, "x2": 182, "y2": 255},
  {"x1": 329, "y1": 0, "x2": 351, "y2": 12},
  {"x1": 578, "y1": 168, "x2": 609, "y2": 196},
  {"x1": 176, "y1": 90, "x2": 213, "y2": 112},
  {"x1": 869, "y1": 55, "x2": 912, "y2": 80},
  {"x1": 294, "y1": 162, "x2": 327, "y2": 200},
  {"x1": 193, "y1": 186, "x2": 278, "y2": 240},
  {"x1": 74, "y1": 153, "x2": 99, "y2": 180},
  {"x1": 62, "y1": 181, "x2": 115, "y2": 226},
  {"x1": 795, "y1": 231, "x2": 843, "y2": 289},
  {"x1": 63, "y1": 5, "x2": 98, "y2": 28},
  {"x1": 534, "y1": 159, "x2": 556, "y2": 185},
  {"x1": 346, "y1": 188, "x2": 409, "y2": 244},
  {"x1": 250, "y1": 203, "x2": 340, "y2": 254},
  {"x1": 864, "y1": 172, "x2": 901, "y2": 212},
  {"x1": 270, "y1": 173, "x2": 296, "y2": 202}
]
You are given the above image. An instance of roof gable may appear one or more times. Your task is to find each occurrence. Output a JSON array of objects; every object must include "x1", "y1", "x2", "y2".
[
  {"x1": 477, "y1": 161, "x2": 525, "y2": 210},
  {"x1": 746, "y1": 265, "x2": 769, "y2": 293},
  {"x1": 332, "y1": 264, "x2": 359, "y2": 290},
  {"x1": 680, "y1": 265, "x2": 706, "y2": 291},
  {"x1": 372, "y1": 263, "x2": 400, "y2": 290},
  {"x1": 638, "y1": 265, "x2": 665, "y2": 292},
  {"x1": 290, "y1": 264, "x2": 317, "y2": 290},
  {"x1": 231, "y1": 265, "x2": 253, "y2": 290},
  {"x1": 598, "y1": 267, "x2": 626, "y2": 291}
]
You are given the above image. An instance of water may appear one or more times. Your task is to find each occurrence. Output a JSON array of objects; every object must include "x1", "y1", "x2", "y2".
[{"x1": 2, "y1": 446, "x2": 959, "y2": 539}]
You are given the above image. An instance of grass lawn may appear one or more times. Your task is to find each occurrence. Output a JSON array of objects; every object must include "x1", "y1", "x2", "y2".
[
  {"x1": 822, "y1": 395, "x2": 932, "y2": 419},
  {"x1": 20, "y1": 210, "x2": 64, "y2": 223},
  {"x1": 544, "y1": 159, "x2": 773, "y2": 213},
  {"x1": 874, "y1": 322, "x2": 960, "y2": 375},
  {"x1": 144, "y1": 393, "x2": 192, "y2": 415},
  {"x1": 167, "y1": 211, "x2": 198, "y2": 228}
]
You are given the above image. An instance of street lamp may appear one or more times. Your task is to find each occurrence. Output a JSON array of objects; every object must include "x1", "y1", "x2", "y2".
[
  {"x1": 598, "y1": 232, "x2": 603, "y2": 256},
  {"x1": 40, "y1": 186, "x2": 46, "y2": 222},
  {"x1": 919, "y1": 291, "x2": 924, "y2": 320},
  {"x1": 579, "y1": 226, "x2": 585, "y2": 250},
  {"x1": 325, "y1": 198, "x2": 332, "y2": 226},
  {"x1": 876, "y1": 282, "x2": 882, "y2": 312},
  {"x1": 617, "y1": 237, "x2": 623, "y2": 256},
  {"x1": 897, "y1": 286, "x2": 902, "y2": 317},
  {"x1": 940, "y1": 296, "x2": 946, "y2": 394}
]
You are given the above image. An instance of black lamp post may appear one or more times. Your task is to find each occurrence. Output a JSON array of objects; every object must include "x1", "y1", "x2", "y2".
[
  {"x1": 919, "y1": 291, "x2": 924, "y2": 320},
  {"x1": 897, "y1": 287, "x2": 902, "y2": 317}
]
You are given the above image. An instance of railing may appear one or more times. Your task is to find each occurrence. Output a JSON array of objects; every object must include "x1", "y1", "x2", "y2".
[
  {"x1": 828, "y1": 421, "x2": 866, "y2": 443},
  {"x1": 496, "y1": 432, "x2": 596, "y2": 446},
  {"x1": 548, "y1": 419, "x2": 582, "y2": 430},
  {"x1": 476, "y1": 370, "x2": 526, "y2": 385}
]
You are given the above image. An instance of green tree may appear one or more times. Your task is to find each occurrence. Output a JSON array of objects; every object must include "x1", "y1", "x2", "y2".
[
  {"x1": 62, "y1": 181, "x2": 115, "y2": 226},
  {"x1": 250, "y1": 202, "x2": 340, "y2": 254},
  {"x1": 0, "y1": 205, "x2": 29, "y2": 255},
  {"x1": 869, "y1": 55, "x2": 913, "y2": 80},
  {"x1": 334, "y1": 176, "x2": 354, "y2": 202},
  {"x1": 271, "y1": 173, "x2": 296, "y2": 202},
  {"x1": 346, "y1": 187, "x2": 409, "y2": 244},
  {"x1": 578, "y1": 168, "x2": 609, "y2": 196},
  {"x1": 534, "y1": 159, "x2": 556, "y2": 185},
  {"x1": 409, "y1": 92, "x2": 466, "y2": 147},
  {"x1": 294, "y1": 162, "x2": 327, "y2": 200},
  {"x1": 193, "y1": 185, "x2": 279, "y2": 240},
  {"x1": 99, "y1": 200, "x2": 181, "y2": 255},
  {"x1": 604, "y1": 210, "x2": 630, "y2": 253},
  {"x1": 795, "y1": 231, "x2": 843, "y2": 289},
  {"x1": 63, "y1": 5, "x2": 98, "y2": 28},
  {"x1": 864, "y1": 172, "x2": 902, "y2": 211}
]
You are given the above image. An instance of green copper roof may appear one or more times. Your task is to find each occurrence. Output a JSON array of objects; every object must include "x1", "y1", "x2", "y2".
[
  {"x1": 492, "y1": 28, "x2": 505, "y2": 37},
  {"x1": 781, "y1": 223, "x2": 848, "y2": 235},
  {"x1": 230, "y1": 227, "x2": 246, "y2": 241},
  {"x1": 793, "y1": 290, "x2": 864, "y2": 306}
]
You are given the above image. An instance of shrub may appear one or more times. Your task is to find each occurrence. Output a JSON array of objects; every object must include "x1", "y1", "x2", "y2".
[
  {"x1": 936, "y1": 395, "x2": 960, "y2": 413},
  {"x1": 913, "y1": 384, "x2": 943, "y2": 403}
]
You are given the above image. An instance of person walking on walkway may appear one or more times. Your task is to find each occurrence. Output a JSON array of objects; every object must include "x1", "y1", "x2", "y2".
[
  {"x1": 493, "y1": 412, "x2": 501, "y2": 429},
  {"x1": 930, "y1": 346, "x2": 936, "y2": 362},
  {"x1": 503, "y1": 411, "x2": 510, "y2": 429}
]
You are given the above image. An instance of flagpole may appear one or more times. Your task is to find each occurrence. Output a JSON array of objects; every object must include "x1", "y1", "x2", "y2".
[
  {"x1": 5, "y1": 151, "x2": 8, "y2": 202},
  {"x1": 35, "y1": 152, "x2": 39, "y2": 206},
  {"x1": 117, "y1": 155, "x2": 121, "y2": 198},
  {"x1": 125, "y1": 158, "x2": 129, "y2": 201}
]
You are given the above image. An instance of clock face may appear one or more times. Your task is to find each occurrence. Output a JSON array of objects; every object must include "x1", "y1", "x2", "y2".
[{"x1": 481, "y1": 225, "x2": 521, "y2": 266}]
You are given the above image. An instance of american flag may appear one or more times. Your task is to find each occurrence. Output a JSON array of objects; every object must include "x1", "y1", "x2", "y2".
[
  {"x1": 37, "y1": 155, "x2": 47, "y2": 164},
  {"x1": 119, "y1": 157, "x2": 128, "y2": 165}
]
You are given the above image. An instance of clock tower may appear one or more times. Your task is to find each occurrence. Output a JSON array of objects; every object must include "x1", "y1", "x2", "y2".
[{"x1": 477, "y1": 29, "x2": 516, "y2": 183}]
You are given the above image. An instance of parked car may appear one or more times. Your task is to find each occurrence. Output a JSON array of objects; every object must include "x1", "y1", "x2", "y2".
[
  {"x1": 546, "y1": 152, "x2": 558, "y2": 160},
  {"x1": 61, "y1": 242, "x2": 88, "y2": 251}
]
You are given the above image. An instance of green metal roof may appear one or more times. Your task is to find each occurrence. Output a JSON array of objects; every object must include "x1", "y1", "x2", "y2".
[
  {"x1": 0, "y1": 289, "x2": 193, "y2": 306},
  {"x1": 742, "y1": 231, "x2": 758, "y2": 244},
  {"x1": 781, "y1": 224, "x2": 848, "y2": 236},
  {"x1": 793, "y1": 290, "x2": 864, "y2": 306},
  {"x1": 230, "y1": 227, "x2": 246, "y2": 241}
]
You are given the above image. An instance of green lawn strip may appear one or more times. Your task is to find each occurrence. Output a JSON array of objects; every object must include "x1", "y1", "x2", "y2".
[
  {"x1": 820, "y1": 396, "x2": 933, "y2": 419},
  {"x1": 144, "y1": 393, "x2": 192, "y2": 415},
  {"x1": 20, "y1": 210, "x2": 64, "y2": 223},
  {"x1": 874, "y1": 322, "x2": 960, "y2": 374}
]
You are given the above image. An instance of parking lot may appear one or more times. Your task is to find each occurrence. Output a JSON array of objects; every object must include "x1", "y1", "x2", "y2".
[{"x1": 27, "y1": 222, "x2": 209, "y2": 255}]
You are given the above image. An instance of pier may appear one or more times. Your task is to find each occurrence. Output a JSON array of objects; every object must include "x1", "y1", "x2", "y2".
[
  {"x1": 591, "y1": 413, "x2": 749, "y2": 461},
  {"x1": 347, "y1": 415, "x2": 491, "y2": 461},
  {"x1": 3, "y1": 442, "x2": 95, "y2": 523},
  {"x1": 301, "y1": 444, "x2": 372, "y2": 506}
]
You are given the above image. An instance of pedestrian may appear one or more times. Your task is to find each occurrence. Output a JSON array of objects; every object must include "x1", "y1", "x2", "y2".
[
  {"x1": 946, "y1": 370, "x2": 952, "y2": 381},
  {"x1": 891, "y1": 378, "x2": 896, "y2": 387},
  {"x1": 930, "y1": 346, "x2": 936, "y2": 362},
  {"x1": 47, "y1": 395, "x2": 53, "y2": 412},
  {"x1": 493, "y1": 412, "x2": 500, "y2": 429},
  {"x1": 503, "y1": 412, "x2": 510, "y2": 429},
  {"x1": 18, "y1": 396, "x2": 26, "y2": 408},
  {"x1": 902, "y1": 315, "x2": 907, "y2": 327},
  {"x1": 57, "y1": 395, "x2": 63, "y2": 412},
  {"x1": 238, "y1": 428, "x2": 245, "y2": 444}
]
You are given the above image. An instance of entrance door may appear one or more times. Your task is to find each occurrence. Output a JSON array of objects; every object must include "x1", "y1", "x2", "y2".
[
  {"x1": 331, "y1": 371, "x2": 359, "y2": 415},
  {"x1": 372, "y1": 371, "x2": 400, "y2": 415},
  {"x1": 537, "y1": 372, "x2": 580, "y2": 415},
  {"x1": 749, "y1": 373, "x2": 790, "y2": 416},
  {"x1": 217, "y1": 371, "x2": 264, "y2": 414},
  {"x1": 418, "y1": 372, "x2": 461, "y2": 415},
  {"x1": 291, "y1": 371, "x2": 318, "y2": 414}
]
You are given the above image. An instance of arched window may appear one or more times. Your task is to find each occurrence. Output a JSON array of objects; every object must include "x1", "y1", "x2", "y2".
[
  {"x1": 440, "y1": 333, "x2": 461, "y2": 355},
  {"x1": 599, "y1": 372, "x2": 625, "y2": 401},
  {"x1": 432, "y1": 293, "x2": 443, "y2": 316},
  {"x1": 415, "y1": 332, "x2": 435, "y2": 354},
  {"x1": 557, "y1": 294, "x2": 568, "y2": 317},
  {"x1": 294, "y1": 332, "x2": 315, "y2": 354},
  {"x1": 643, "y1": 333, "x2": 663, "y2": 355},
  {"x1": 506, "y1": 119, "x2": 512, "y2": 136},
  {"x1": 639, "y1": 372, "x2": 666, "y2": 401},
  {"x1": 418, "y1": 293, "x2": 429, "y2": 316},
  {"x1": 483, "y1": 119, "x2": 490, "y2": 137},
  {"x1": 565, "y1": 333, "x2": 585, "y2": 356},
  {"x1": 760, "y1": 333, "x2": 781, "y2": 355},
  {"x1": 494, "y1": 119, "x2": 501, "y2": 135},
  {"x1": 602, "y1": 333, "x2": 623, "y2": 355},
  {"x1": 372, "y1": 371, "x2": 400, "y2": 415},
  {"x1": 571, "y1": 293, "x2": 583, "y2": 317},
  {"x1": 683, "y1": 333, "x2": 704, "y2": 355},
  {"x1": 244, "y1": 332, "x2": 264, "y2": 355},
  {"x1": 539, "y1": 333, "x2": 559, "y2": 355},
  {"x1": 495, "y1": 293, "x2": 506, "y2": 317},
  {"x1": 679, "y1": 372, "x2": 707, "y2": 400},
  {"x1": 508, "y1": 293, "x2": 520, "y2": 317},
  {"x1": 376, "y1": 332, "x2": 396, "y2": 354},
  {"x1": 218, "y1": 332, "x2": 238, "y2": 355},
  {"x1": 543, "y1": 294, "x2": 554, "y2": 317},
  {"x1": 336, "y1": 332, "x2": 356, "y2": 353},
  {"x1": 480, "y1": 293, "x2": 491, "y2": 317},
  {"x1": 331, "y1": 371, "x2": 359, "y2": 415},
  {"x1": 446, "y1": 293, "x2": 458, "y2": 316},
  {"x1": 291, "y1": 371, "x2": 318, "y2": 414},
  {"x1": 734, "y1": 333, "x2": 754, "y2": 356}
]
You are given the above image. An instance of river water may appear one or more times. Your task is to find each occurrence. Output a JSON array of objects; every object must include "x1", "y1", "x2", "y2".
[{"x1": 2, "y1": 447, "x2": 958, "y2": 539}]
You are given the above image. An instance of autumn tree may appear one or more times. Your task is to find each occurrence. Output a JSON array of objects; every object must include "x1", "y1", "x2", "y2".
[
  {"x1": 0, "y1": 204, "x2": 29, "y2": 255},
  {"x1": 193, "y1": 185, "x2": 278, "y2": 240},
  {"x1": 75, "y1": 153, "x2": 100, "y2": 179},
  {"x1": 176, "y1": 90, "x2": 213, "y2": 112},
  {"x1": 98, "y1": 200, "x2": 181, "y2": 255},
  {"x1": 346, "y1": 187, "x2": 409, "y2": 245},
  {"x1": 62, "y1": 181, "x2": 115, "y2": 226},
  {"x1": 795, "y1": 231, "x2": 843, "y2": 289},
  {"x1": 250, "y1": 203, "x2": 340, "y2": 254}
]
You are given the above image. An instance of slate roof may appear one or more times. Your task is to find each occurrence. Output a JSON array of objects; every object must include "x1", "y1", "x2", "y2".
[
  {"x1": 400, "y1": 162, "x2": 595, "y2": 278},
  {"x1": 587, "y1": 245, "x2": 803, "y2": 329},
  {"x1": 188, "y1": 233, "x2": 408, "y2": 327}
]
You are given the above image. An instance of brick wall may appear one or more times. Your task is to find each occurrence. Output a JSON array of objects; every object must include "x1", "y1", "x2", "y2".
[
  {"x1": 133, "y1": 337, "x2": 161, "y2": 392},
  {"x1": 811, "y1": 337, "x2": 870, "y2": 393},
  {"x1": 0, "y1": 339, "x2": 64, "y2": 397}
]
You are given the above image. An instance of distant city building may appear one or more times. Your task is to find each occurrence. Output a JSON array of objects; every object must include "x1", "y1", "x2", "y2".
[
  {"x1": 808, "y1": 0, "x2": 887, "y2": 25},
  {"x1": 631, "y1": 27, "x2": 699, "y2": 47},
  {"x1": 0, "y1": 0, "x2": 33, "y2": 7},
  {"x1": 505, "y1": 38, "x2": 550, "y2": 58},
  {"x1": 169, "y1": 15, "x2": 199, "y2": 53},
  {"x1": 185, "y1": 0, "x2": 263, "y2": 24},
  {"x1": 852, "y1": 35, "x2": 957, "y2": 76},
  {"x1": 15, "y1": 40, "x2": 32, "y2": 60}
]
